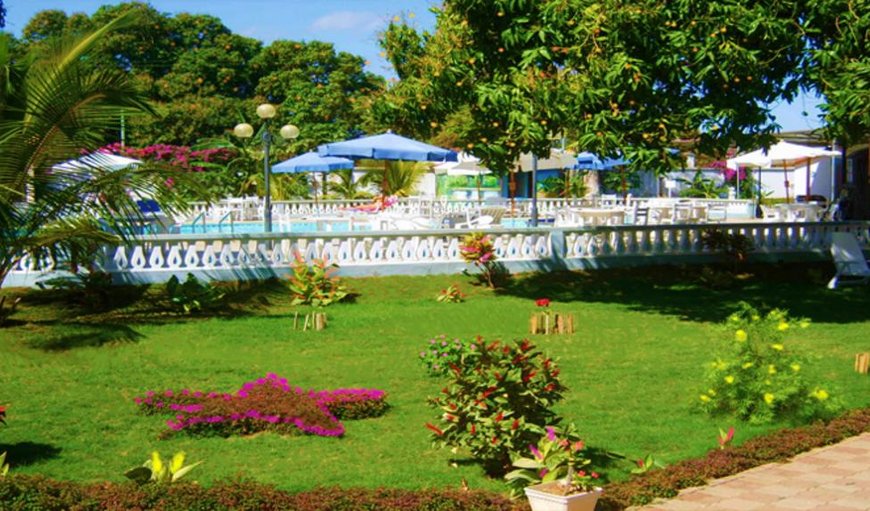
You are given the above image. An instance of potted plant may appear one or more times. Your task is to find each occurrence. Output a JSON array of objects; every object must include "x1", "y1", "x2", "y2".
[{"x1": 506, "y1": 424, "x2": 603, "y2": 511}]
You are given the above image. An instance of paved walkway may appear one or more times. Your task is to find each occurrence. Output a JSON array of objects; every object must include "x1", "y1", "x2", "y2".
[{"x1": 633, "y1": 432, "x2": 870, "y2": 511}]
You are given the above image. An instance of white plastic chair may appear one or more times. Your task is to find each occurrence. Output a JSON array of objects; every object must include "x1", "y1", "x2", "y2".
[{"x1": 827, "y1": 232, "x2": 870, "y2": 289}]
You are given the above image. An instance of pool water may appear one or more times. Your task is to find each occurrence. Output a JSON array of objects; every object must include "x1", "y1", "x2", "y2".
[
  {"x1": 171, "y1": 217, "x2": 533, "y2": 235},
  {"x1": 173, "y1": 220, "x2": 373, "y2": 235}
]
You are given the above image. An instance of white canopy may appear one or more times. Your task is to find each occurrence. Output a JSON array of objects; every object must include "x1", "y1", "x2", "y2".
[
  {"x1": 726, "y1": 140, "x2": 838, "y2": 169},
  {"x1": 52, "y1": 152, "x2": 142, "y2": 172},
  {"x1": 434, "y1": 152, "x2": 492, "y2": 176},
  {"x1": 515, "y1": 149, "x2": 577, "y2": 172}
]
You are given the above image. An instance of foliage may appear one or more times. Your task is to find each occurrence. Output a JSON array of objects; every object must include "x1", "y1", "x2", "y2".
[
  {"x1": 699, "y1": 303, "x2": 840, "y2": 424},
  {"x1": 718, "y1": 426, "x2": 736, "y2": 450},
  {"x1": 0, "y1": 452, "x2": 7, "y2": 478},
  {"x1": 539, "y1": 171, "x2": 588, "y2": 198},
  {"x1": 701, "y1": 229, "x2": 754, "y2": 265},
  {"x1": 803, "y1": 3, "x2": 870, "y2": 145},
  {"x1": 358, "y1": 160, "x2": 427, "y2": 197},
  {"x1": 678, "y1": 171, "x2": 727, "y2": 199},
  {"x1": 123, "y1": 451, "x2": 202, "y2": 485},
  {"x1": 0, "y1": 476, "x2": 522, "y2": 511},
  {"x1": 0, "y1": 12, "x2": 191, "y2": 288},
  {"x1": 460, "y1": 232, "x2": 508, "y2": 289},
  {"x1": 425, "y1": 337, "x2": 567, "y2": 476},
  {"x1": 36, "y1": 271, "x2": 113, "y2": 310},
  {"x1": 720, "y1": 166, "x2": 755, "y2": 198},
  {"x1": 165, "y1": 273, "x2": 225, "y2": 314},
  {"x1": 629, "y1": 454, "x2": 664, "y2": 475},
  {"x1": 376, "y1": 1, "x2": 808, "y2": 179},
  {"x1": 15, "y1": 5, "x2": 384, "y2": 148},
  {"x1": 597, "y1": 407, "x2": 870, "y2": 510},
  {"x1": 505, "y1": 423, "x2": 598, "y2": 497},
  {"x1": 134, "y1": 373, "x2": 387, "y2": 437},
  {"x1": 436, "y1": 284, "x2": 465, "y2": 304},
  {"x1": 287, "y1": 255, "x2": 349, "y2": 307},
  {"x1": 601, "y1": 169, "x2": 642, "y2": 196},
  {"x1": 419, "y1": 335, "x2": 478, "y2": 377},
  {"x1": 101, "y1": 142, "x2": 238, "y2": 201}
]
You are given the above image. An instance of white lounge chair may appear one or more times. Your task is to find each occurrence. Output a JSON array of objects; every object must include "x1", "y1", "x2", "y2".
[{"x1": 827, "y1": 232, "x2": 870, "y2": 289}]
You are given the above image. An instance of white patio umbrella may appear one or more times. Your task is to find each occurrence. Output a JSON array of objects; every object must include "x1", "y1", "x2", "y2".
[
  {"x1": 434, "y1": 153, "x2": 492, "y2": 201},
  {"x1": 727, "y1": 141, "x2": 839, "y2": 202}
]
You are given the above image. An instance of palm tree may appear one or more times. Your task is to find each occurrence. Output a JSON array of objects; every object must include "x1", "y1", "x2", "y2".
[
  {"x1": 0, "y1": 12, "x2": 190, "y2": 286},
  {"x1": 358, "y1": 159, "x2": 427, "y2": 197}
]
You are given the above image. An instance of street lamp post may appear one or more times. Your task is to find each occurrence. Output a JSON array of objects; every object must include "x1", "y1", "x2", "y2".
[{"x1": 233, "y1": 103, "x2": 299, "y2": 233}]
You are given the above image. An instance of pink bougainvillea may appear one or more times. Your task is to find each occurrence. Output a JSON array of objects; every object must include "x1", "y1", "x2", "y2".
[{"x1": 100, "y1": 143, "x2": 236, "y2": 172}]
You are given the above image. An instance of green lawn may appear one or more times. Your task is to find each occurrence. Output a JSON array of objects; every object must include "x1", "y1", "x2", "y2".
[{"x1": 1, "y1": 263, "x2": 868, "y2": 494}]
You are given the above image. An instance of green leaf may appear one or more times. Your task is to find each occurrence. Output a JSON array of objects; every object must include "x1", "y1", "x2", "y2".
[{"x1": 123, "y1": 466, "x2": 153, "y2": 485}]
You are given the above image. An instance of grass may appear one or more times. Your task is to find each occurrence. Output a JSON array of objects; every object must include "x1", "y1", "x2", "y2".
[{"x1": 0, "y1": 262, "x2": 868, "y2": 495}]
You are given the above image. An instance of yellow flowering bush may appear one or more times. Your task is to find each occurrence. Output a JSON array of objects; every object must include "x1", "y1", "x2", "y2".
[{"x1": 699, "y1": 303, "x2": 840, "y2": 424}]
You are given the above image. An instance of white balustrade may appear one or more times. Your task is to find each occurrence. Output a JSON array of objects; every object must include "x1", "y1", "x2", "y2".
[{"x1": 5, "y1": 222, "x2": 869, "y2": 287}]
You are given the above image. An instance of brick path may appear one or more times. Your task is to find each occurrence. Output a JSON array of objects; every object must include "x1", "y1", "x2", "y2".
[{"x1": 632, "y1": 432, "x2": 870, "y2": 511}]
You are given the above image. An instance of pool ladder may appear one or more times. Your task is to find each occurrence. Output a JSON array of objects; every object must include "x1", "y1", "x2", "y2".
[
  {"x1": 188, "y1": 212, "x2": 206, "y2": 233},
  {"x1": 217, "y1": 211, "x2": 235, "y2": 233}
]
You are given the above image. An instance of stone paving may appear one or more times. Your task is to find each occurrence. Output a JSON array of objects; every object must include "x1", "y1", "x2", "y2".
[{"x1": 632, "y1": 432, "x2": 870, "y2": 511}]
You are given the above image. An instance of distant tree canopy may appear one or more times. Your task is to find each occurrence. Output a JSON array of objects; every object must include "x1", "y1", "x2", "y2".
[
  {"x1": 376, "y1": 0, "x2": 870, "y2": 175},
  {"x1": 13, "y1": 2, "x2": 386, "y2": 149}
]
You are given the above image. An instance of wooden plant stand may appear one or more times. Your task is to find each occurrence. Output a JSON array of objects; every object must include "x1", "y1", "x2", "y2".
[
  {"x1": 293, "y1": 311, "x2": 327, "y2": 331},
  {"x1": 855, "y1": 353, "x2": 869, "y2": 374},
  {"x1": 529, "y1": 312, "x2": 575, "y2": 335}
]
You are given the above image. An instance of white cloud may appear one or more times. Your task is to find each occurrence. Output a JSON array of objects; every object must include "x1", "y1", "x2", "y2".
[{"x1": 310, "y1": 11, "x2": 382, "y2": 33}]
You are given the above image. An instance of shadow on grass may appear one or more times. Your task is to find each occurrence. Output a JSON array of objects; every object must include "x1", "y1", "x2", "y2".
[
  {"x1": 25, "y1": 322, "x2": 144, "y2": 351},
  {"x1": 504, "y1": 262, "x2": 870, "y2": 324},
  {"x1": 0, "y1": 441, "x2": 62, "y2": 467}
]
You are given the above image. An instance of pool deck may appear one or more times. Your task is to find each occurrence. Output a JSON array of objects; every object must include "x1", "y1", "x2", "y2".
[{"x1": 631, "y1": 432, "x2": 870, "y2": 511}]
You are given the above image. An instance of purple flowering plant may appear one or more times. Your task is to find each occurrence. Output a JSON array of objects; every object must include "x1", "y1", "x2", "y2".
[
  {"x1": 134, "y1": 373, "x2": 387, "y2": 438},
  {"x1": 504, "y1": 423, "x2": 600, "y2": 497},
  {"x1": 419, "y1": 334, "x2": 478, "y2": 377}
]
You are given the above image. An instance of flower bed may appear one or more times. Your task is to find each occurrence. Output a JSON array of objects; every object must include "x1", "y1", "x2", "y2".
[{"x1": 133, "y1": 373, "x2": 387, "y2": 437}]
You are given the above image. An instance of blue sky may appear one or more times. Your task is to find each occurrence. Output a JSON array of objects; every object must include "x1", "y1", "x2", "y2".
[{"x1": 3, "y1": 0, "x2": 823, "y2": 132}]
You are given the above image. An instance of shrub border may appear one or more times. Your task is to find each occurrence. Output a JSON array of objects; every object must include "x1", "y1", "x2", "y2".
[
  {"x1": 0, "y1": 408, "x2": 867, "y2": 510},
  {"x1": 597, "y1": 407, "x2": 870, "y2": 510}
]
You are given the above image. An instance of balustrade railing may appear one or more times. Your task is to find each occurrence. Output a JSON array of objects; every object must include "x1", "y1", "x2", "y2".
[
  {"x1": 5, "y1": 221, "x2": 867, "y2": 287},
  {"x1": 185, "y1": 196, "x2": 757, "y2": 223}
]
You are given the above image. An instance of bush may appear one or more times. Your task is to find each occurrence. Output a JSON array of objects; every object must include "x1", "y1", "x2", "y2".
[
  {"x1": 0, "y1": 476, "x2": 523, "y2": 511},
  {"x1": 165, "y1": 273, "x2": 225, "y2": 314},
  {"x1": 419, "y1": 334, "x2": 480, "y2": 377},
  {"x1": 698, "y1": 303, "x2": 840, "y2": 424},
  {"x1": 287, "y1": 255, "x2": 349, "y2": 307},
  {"x1": 36, "y1": 271, "x2": 114, "y2": 310},
  {"x1": 425, "y1": 337, "x2": 567, "y2": 475},
  {"x1": 459, "y1": 233, "x2": 510, "y2": 289},
  {"x1": 134, "y1": 373, "x2": 387, "y2": 438},
  {"x1": 700, "y1": 228, "x2": 754, "y2": 265}
]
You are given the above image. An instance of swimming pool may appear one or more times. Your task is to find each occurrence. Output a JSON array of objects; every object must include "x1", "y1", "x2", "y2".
[{"x1": 172, "y1": 217, "x2": 532, "y2": 235}]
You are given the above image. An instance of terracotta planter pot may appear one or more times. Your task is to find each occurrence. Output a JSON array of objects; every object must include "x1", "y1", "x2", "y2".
[{"x1": 523, "y1": 483, "x2": 603, "y2": 511}]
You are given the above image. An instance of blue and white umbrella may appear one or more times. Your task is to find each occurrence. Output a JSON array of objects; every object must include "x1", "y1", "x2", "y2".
[
  {"x1": 318, "y1": 131, "x2": 457, "y2": 162},
  {"x1": 272, "y1": 152, "x2": 355, "y2": 173},
  {"x1": 272, "y1": 152, "x2": 355, "y2": 202}
]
